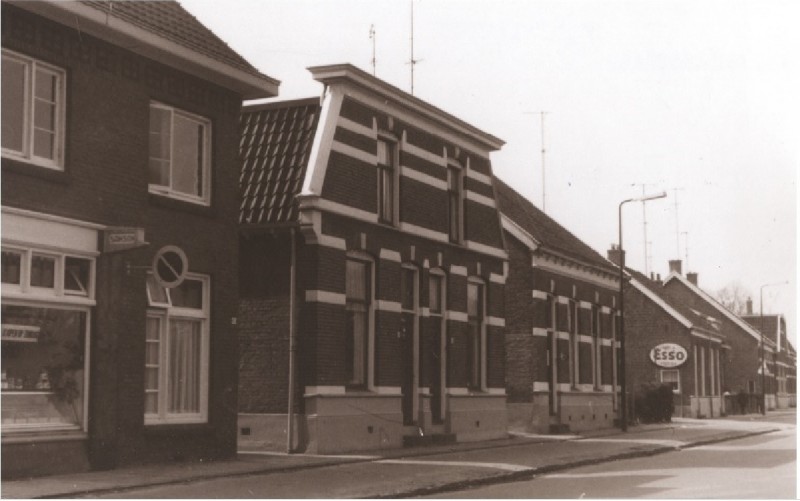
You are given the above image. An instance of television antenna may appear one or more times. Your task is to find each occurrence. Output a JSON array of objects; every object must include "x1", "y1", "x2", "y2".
[{"x1": 369, "y1": 24, "x2": 376, "y2": 76}]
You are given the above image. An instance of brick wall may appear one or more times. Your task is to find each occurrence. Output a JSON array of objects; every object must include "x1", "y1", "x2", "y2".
[{"x1": 2, "y1": 5, "x2": 242, "y2": 470}]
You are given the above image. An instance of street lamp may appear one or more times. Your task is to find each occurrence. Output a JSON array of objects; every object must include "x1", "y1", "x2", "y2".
[
  {"x1": 759, "y1": 280, "x2": 788, "y2": 415},
  {"x1": 618, "y1": 191, "x2": 667, "y2": 432}
]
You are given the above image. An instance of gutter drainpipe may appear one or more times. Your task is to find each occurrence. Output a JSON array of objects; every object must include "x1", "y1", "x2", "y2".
[{"x1": 287, "y1": 228, "x2": 297, "y2": 453}]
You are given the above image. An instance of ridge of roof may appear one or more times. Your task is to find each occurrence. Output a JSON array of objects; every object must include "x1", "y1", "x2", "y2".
[{"x1": 493, "y1": 176, "x2": 617, "y2": 274}]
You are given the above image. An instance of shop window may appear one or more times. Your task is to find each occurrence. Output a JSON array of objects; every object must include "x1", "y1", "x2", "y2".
[
  {"x1": 1, "y1": 49, "x2": 65, "y2": 169},
  {"x1": 2, "y1": 304, "x2": 88, "y2": 432},
  {"x1": 660, "y1": 369, "x2": 680, "y2": 393},
  {"x1": 345, "y1": 257, "x2": 372, "y2": 388},
  {"x1": 148, "y1": 102, "x2": 211, "y2": 205},
  {"x1": 64, "y1": 257, "x2": 91, "y2": 296},
  {"x1": 145, "y1": 274, "x2": 209, "y2": 424},
  {"x1": 467, "y1": 280, "x2": 485, "y2": 390},
  {"x1": 30, "y1": 254, "x2": 56, "y2": 289}
]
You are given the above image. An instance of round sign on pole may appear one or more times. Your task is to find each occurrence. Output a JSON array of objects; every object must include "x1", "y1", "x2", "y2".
[
  {"x1": 152, "y1": 245, "x2": 188, "y2": 289},
  {"x1": 649, "y1": 343, "x2": 688, "y2": 368}
]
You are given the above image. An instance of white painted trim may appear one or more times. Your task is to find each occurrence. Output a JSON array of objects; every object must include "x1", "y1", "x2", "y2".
[
  {"x1": 304, "y1": 386, "x2": 346, "y2": 396},
  {"x1": 466, "y1": 190, "x2": 496, "y2": 208},
  {"x1": 331, "y1": 139, "x2": 377, "y2": 166},
  {"x1": 601, "y1": 384, "x2": 614, "y2": 392},
  {"x1": 578, "y1": 334, "x2": 594, "y2": 344},
  {"x1": 302, "y1": 91, "x2": 344, "y2": 196},
  {"x1": 576, "y1": 384, "x2": 595, "y2": 392},
  {"x1": 466, "y1": 166, "x2": 493, "y2": 186},
  {"x1": 489, "y1": 272, "x2": 506, "y2": 285},
  {"x1": 600, "y1": 339, "x2": 613, "y2": 347},
  {"x1": 601, "y1": 306, "x2": 612, "y2": 314},
  {"x1": 532, "y1": 290, "x2": 549, "y2": 300},
  {"x1": 486, "y1": 388, "x2": 506, "y2": 395},
  {"x1": 373, "y1": 386, "x2": 402, "y2": 395},
  {"x1": 449, "y1": 265, "x2": 468, "y2": 276},
  {"x1": 532, "y1": 327, "x2": 549, "y2": 337},
  {"x1": 337, "y1": 116, "x2": 376, "y2": 139},
  {"x1": 446, "y1": 310, "x2": 468, "y2": 323},
  {"x1": 446, "y1": 387, "x2": 469, "y2": 395},
  {"x1": 401, "y1": 165, "x2": 448, "y2": 190},
  {"x1": 464, "y1": 240, "x2": 507, "y2": 259},
  {"x1": 629, "y1": 278, "x2": 693, "y2": 329},
  {"x1": 557, "y1": 331, "x2": 571, "y2": 341},
  {"x1": 305, "y1": 290, "x2": 346, "y2": 305},
  {"x1": 315, "y1": 198, "x2": 379, "y2": 224},
  {"x1": 319, "y1": 234, "x2": 347, "y2": 250},
  {"x1": 556, "y1": 296, "x2": 571, "y2": 305},
  {"x1": 486, "y1": 316, "x2": 505, "y2": 327},
  {"x1": 2, "y1": 206, "x2": 105, "y2": 230},
  {"x1": 379, "y1": 249, "x2": 402, "y2": 262},
  {"x1": 398, "y1": 222, "x2": 449, "y2": 243},
  {"x1": 401, "y1": 137, "x2": 448, "y2": 167},
  {"x1": 557, "y1": 383, "x2": 572, "y2": 392},
  {"x1": 533, "y1": 381, "x2": 550, "y2": 392},
  {"x1": 691, "y1": 329, "x2": 723, "y2": 343},
  {"x1": 532, "y1": 253, "x2": 619, "y2": 290},
  {"x1": 501, "y1": 213, "x2": 540, "y2": 251},
  {"x1": 579, "y1": 301, "x2": 593, "y2": 309},
  {"x1": 2, "y1": 207, "x2": 101, "y2": 254},
  {"x1": 376, "y1": 300, "x2": 402, "y2": 312}
]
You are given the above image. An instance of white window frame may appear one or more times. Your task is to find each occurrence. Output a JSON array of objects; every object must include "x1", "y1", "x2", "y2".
[
  {"x1": 660, "y1": 369, "x2": 681, "y2": 394},
  {"x1": 1, "y1": 245, "x2": 95, "y2": 304},
  {"x1": 1, "y1": 49, "x2": 66, "y2": 170},
  {"x1": 401, "y1": 263, "x2": 420, "y2": 421},
  {"x1": 447, "y1": 158, "x2": 464, "y2": 244},
  {"x1": 345, "y1": 252, "x2": 375, "y2": 390},
  {"x1": 144, "y1": 273, "x2": 210, "y2": 425},
  {"x1": 467, "y1": 277, "x2": 487, "y2": 391},
  {"x1": 148, "y1": 102, "x2": 212, "y2": 206},
  {"x1": 376, "y1": 134, "x2": 399, "y2": 226}
]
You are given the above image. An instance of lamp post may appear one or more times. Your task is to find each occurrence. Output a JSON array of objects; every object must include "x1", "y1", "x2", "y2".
[
  {"x1": 759, "y1": 280, "x2": 788, "y2": 415},
  {"x1": 618, "y1": 191, "x2": 666, "y2": 432}
]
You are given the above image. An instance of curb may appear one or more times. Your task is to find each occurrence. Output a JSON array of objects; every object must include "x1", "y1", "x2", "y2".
[
  {"x1": 372, "y1": 428, "x2": 779, "y2": 499},
  {"x1": 20, "y1": 427, "x2": 778, "y2": 499}
]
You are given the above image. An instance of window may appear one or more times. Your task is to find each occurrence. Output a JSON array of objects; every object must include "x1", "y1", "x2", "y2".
[
  {"x1": 345, "y1": 258, "x2": 372, "y2": 388},
  {"x1": 1, "y1": 247, "x2": 94, "y2": 299},
  {"x1": 569, "y1": 300, "x2": 579, "y2": 388},
  {"x1": 660, "y1": 369, "x2": 680, "y2": 393},
  {"x1": 467, "y1": 280, "x2": 484, "y2": 390},
  {"x1": 2, "y1": 250, "x2": 23, "y2": 285},
  {"x1": 429, "y1": 273, "x2": 443, "y2": 315},
  {"x1": 593, "y1": 306, "x2": 601, "y2": 389},
  {"x1": 145, "y1": 275, "x2": 209, "y2": 424},
  {"x1": 2, "y1": 50, "x2": 65, "y2": 169},
  {"x1": 747, "y1": 380, "x2": 756, "y2": 394},
  {"x1": 428, "y1": 270, "x2": 446, "y2": 423},
  {"x1": 447, "y1": 162, "x2": 463, "y2": 243},
  {"x1": 377, "y1": 138, "x2": 396, "y2": 224},
  {"x1": 148, "y1": 102, "x2": 211, "y2": 205}
]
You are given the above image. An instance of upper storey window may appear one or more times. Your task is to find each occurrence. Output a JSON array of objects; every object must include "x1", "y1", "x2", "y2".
[
  {"x1": 149, "y1": 102, "x2": 211, "y2": 205},
  {"x1": 377, "y1": 137, "x2": 397, "y2": 225},
  {"x1": 447, "y1": 159, "x2": 464, "y2": 243},
  {"x1": 1, "y1": 50, "x2": 65, "y2": 170}
]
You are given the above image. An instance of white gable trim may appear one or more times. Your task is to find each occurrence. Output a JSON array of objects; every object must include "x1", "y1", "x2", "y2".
[
  {"x1": 501, "y1": 214, "x2": 540, "y2": 251},
  {"x1": 302, "y1": 91, "x2": 344, "y2": 196}
]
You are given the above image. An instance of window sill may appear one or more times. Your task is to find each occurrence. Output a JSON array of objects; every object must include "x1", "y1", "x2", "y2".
[
  {"x1": 143, "y1": 422, "x2": 214, "y2": 436},
  {"x1": 148, "y1": 192, "x2": 215, "y2": 217},
  {"x1": 2, "y1": 157, "x2": 70, "y2": 184}
]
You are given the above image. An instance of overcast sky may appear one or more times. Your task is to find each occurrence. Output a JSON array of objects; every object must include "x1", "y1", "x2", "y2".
[{"x1": 182, "y1": 0, "x2": 799, "y2": 344}]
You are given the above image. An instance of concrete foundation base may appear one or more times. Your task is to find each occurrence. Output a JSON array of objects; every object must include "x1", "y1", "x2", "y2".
[{"x1": 446, "y1": 393, "x2": 507, "y2": 442}]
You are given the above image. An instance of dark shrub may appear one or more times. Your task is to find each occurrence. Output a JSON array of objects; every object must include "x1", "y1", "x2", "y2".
[{"x1": 634, "y1": 382, "x2": 674, "y2": 423}]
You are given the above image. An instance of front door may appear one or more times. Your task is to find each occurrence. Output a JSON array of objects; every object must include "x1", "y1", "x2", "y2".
[{"x1": 400, "y1": 266, "x2": 419, "y2": 426}]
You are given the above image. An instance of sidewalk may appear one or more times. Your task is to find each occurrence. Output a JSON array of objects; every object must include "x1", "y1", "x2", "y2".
[{"x1": 1, "y1": 415, "x2": 786, "y2": 499}]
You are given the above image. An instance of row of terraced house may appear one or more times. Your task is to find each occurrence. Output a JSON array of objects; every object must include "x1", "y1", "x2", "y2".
[{"x1": 2, "y1": 0, "x2": 794, "y2": 479}]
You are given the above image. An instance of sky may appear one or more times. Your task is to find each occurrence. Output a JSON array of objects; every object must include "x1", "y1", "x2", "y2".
[{"x1": 182, "y1": 0, "x2": 799, "y2": 344}]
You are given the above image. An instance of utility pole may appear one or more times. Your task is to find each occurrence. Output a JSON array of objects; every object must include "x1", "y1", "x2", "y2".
[{"x1": 369, "y1": 24, "x2": 376, "y2": 76}]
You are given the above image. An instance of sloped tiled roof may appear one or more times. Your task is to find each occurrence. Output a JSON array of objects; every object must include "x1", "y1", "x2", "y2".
[
  {"x1": 239, "y1": 99, "x2": 321, "y2": 226},
  {"x1": 741, "y1": 314, "x2": 784, "y2": 344},
  {"x1": 82, "y1": 1, "x2": 271, "y2": 81},
  {"x1": 628, "y1": 268, "x2": 723, "y2": 335},
  {"x1": 494, "y1": 177, "x2": 616, "y2": 273}
]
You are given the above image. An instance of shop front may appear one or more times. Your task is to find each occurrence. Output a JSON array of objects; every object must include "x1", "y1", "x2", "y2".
[{"x1": 1, "y1": 207, "x2": 100, "y2": 476}]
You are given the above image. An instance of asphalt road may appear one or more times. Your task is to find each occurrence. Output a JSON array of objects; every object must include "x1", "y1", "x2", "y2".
[{"x1": 430, "y1": 415, "x2": 797, "y2": 499}]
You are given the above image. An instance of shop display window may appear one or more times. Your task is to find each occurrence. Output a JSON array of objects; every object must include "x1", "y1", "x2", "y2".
[
  {"x1": 1, "y1": 304, "x2": 87, "y2": 431},
  {"x1": 1, "y1": 250, "x2": 22, "y2": 285}
]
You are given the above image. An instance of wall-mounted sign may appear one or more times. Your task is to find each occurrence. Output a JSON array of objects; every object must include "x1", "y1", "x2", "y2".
[
  {"x1": 2, "y1": 324, "x2": 41, "y2": 343},
  {"x1": 102, "y1": 227, "x2": 147, "y2": 253},
  {"x1": 152, "y1": 245, "x2": 188, "y2": 289},
  {"x1": 650, "y1": 343, "x2": 688, "y2": 368}
]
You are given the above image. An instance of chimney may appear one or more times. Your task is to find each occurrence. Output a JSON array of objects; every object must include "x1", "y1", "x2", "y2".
[
  {"x1": 668, "y1": 259, "x2": 683, "y2": 275},
  {"x1": 746, "y1": 297, "x2": 753, "y2": 315},
  {"x1": 607, "y1": 244, "x2": 624, "y2": 267},
  {"x1": 687, "y1": 272, "x2": 698, "y2": 286}
]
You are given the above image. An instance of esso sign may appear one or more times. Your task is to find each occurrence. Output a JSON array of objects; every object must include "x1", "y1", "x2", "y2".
[{"x1": 649, "y1": 343, "x2": 688, "y2": 368}]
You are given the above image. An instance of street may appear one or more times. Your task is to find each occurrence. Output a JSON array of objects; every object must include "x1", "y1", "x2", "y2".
[
  {"x1": 77, "y1": 414, "x2": 795, "y2": 499},
  {"x1": 431, "y1": 415, "x2": 796, "y2": 499}
]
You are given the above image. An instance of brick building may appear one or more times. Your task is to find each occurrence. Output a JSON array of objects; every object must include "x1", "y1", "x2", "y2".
[
  {"x1": 237, "y1": 64, "x2": 509, "y2": 454},
  {"x1": 741, "y1": 311, "x2": 796, "y2": 409},
  {"x1": 1, "y1": 1, "x2": 278, "y2": 477},
  {"x1": 495, "y1": 179, "x2": 621, "y2": 434},
  {"x1": 659, "y1": 262, "x2": 778, "y2": 412},
  {"x1": 611, "y1": 258, "x2": 727, "y2": 418}
]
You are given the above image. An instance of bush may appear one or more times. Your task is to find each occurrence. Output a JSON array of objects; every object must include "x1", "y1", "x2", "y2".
[{"x1": 634, "y1": 383, "x2": 674, "y2": 423}]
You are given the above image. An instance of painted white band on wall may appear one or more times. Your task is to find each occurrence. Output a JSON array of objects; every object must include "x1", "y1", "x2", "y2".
[
  {"x1": 532, "y1": 327, "x2": 549, "y2": 337},
  {"x1": 305, "y1": 290, "x2": 346, "y2": 305}
]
